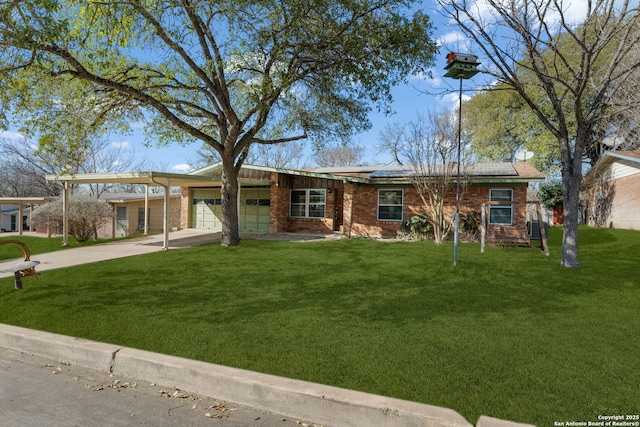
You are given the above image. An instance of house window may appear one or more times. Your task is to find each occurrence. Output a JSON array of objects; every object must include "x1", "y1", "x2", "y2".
[
  {"x1": 489, "y1": 189, "x2": 513, "y2": 225},
  {"x1": 138, "y1": 208, "x2": 150, "y2": 231},
  {"x1": 378, "y1": 189, "x2": 403, "y2": 221},
  {"x1": 116, "y1": 206, "x2": 127, "y2": 221},
  {"x1": 290, "y1": 189, "x2": 326, "y2": 218}
]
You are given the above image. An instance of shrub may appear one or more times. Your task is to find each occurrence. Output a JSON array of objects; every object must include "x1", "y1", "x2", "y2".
[
  {"x1": 401, "y1": 215, "x2": 433, "y2": 240},
  {"x1": 538, "y1": 182, "x2": 563, "y2": 210},
  {"x1": 29, "y1": 194, "x2": 114, "y2": 242},
  {"x1": 459, "y1": 211, "x2": 481, "y2": 242}
]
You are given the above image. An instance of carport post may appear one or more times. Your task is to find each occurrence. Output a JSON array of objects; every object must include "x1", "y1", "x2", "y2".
[
  {"x1": 18, "y1": 203, "x2": 23, "y2": 235},
  {"x1": 144, "y1": 185, "x2": 149, "y2": 236}
]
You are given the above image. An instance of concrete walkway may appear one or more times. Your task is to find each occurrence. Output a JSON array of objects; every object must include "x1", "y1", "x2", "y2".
[
  {"x1": 0, "y1": 229, "x2": 222, "y2": 279},
  {"x1": 0, "y1": 230, "x2": 529, "y2": 427}
]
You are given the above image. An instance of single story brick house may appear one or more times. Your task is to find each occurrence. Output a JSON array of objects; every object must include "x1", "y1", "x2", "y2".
[
  {"x1": 582, "y1": 150, "x2": 640, "y2": 230},
  {"x1": 180, "y1": 162, "x2": 545, "y2": 241}
]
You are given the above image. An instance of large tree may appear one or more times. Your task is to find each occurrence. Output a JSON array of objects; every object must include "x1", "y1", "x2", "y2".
[
  {"x1": 463, "y1": 84, "x2": 560, "y2": 173},
  {"x1": 0, "y1": 0, "x2": 437, "y2": 246},
  {"x1": 438, "y1": 0, "x2": 640, "y2": 267}
]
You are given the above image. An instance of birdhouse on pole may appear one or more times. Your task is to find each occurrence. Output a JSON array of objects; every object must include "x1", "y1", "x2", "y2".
[{"x1": 444, "y1": 52, "x2": 480, "y2": 79}]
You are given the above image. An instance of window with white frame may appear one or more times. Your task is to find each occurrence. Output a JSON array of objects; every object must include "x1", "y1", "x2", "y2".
[
  {"x1": 137, "y1": 207, "x2": 150, "y2": 231},
  {"x1": 489, "y1": 189, "x2": 513, "y2": 225},
  {"x1": 378, "y1": 189, "x2": 404, "y2": 221},
  {"x1": 290, "y1": 189, "x2": 326, "y2": 218}
]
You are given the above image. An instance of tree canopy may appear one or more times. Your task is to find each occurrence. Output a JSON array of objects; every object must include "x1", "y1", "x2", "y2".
[
  {"x1": 0, "y1": 0, "x2": 437, "y2": 246},
  {"x1": 463, "y1": 84, "x2": 559, "y2": 173},
  {"x1": 463, "y1": 16, "x2": 640, "y2": 174}
]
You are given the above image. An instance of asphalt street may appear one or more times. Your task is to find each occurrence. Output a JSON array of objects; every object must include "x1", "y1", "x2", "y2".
[{"x1": 0, "y1": 347, "x2": 323, "y2": 427}]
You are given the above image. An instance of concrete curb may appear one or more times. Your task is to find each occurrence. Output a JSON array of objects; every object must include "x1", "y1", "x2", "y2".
[{"x1": 0, "y1": 323, "x2": 473, "y2": 427}]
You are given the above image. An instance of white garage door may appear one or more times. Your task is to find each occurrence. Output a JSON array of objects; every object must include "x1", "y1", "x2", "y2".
[
  {"x1": 191, "y1": 189, "x2": 223, "y2": 231},
  {"x1": 192, "y1": 188, "x2": 270, "y2": 232},
  {"x1": 239, "y1": 188, "x2": 271, "y2": 232}
]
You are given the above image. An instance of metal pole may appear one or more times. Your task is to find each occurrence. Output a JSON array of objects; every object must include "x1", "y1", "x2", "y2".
[
  {"x1": 62, "y1": 182, "x2": 69, "y2": 247},
  {"x1": 453, "y1": 78, "x2": 462, "y2": 266}
]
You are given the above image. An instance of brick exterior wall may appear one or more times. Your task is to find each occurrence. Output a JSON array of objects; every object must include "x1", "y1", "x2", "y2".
[
  {"x1": 182, "y1": 174, "x2": 531, "y2": 241},
  {"x1": 268, "y1": 179, "x2": 530, "y2": 240},
  {"x1": 180, "y1": 187, "x2": 190, "y2": 230}
]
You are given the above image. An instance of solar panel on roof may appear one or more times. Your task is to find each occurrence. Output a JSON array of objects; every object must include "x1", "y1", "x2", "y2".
[
  {"x1": 369, "y1": 169, "x2": 414, "y2": 178},
  {"x1": 470, "y1": 163, "x2": 517, "y2": 176},
  {"x1": 368, "y1": 163, "x2": 517, "y2": 178}
]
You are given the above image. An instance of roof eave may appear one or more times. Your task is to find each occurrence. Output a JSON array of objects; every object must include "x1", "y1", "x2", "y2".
[{"x1": 367, "y1": 177, "x2": 544, "y2": 185}]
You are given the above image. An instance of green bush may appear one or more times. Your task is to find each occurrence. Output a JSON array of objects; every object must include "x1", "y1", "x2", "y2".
[
  {"x1": 538, "y1": 182, "x2": 563, "y2": 210},
  {"x1": 402, "y1": 214, "x2": 434, "y2": 240}
]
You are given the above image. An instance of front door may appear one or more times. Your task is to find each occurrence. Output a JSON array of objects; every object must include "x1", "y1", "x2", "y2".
[{"x1": 116, "y1": 206, "x2": 128, "y2": 237}]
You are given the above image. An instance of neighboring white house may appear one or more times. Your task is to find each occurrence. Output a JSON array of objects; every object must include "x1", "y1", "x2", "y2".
[
  {"x1": 0, "y1": 204, "x2": 27, "y2": 232},
  {"x1": 582, "y1": 150, "x2": 640, "y2": 230},
  {"x1": 0, "y1": 198, "x2": 54, "y2": 233}
]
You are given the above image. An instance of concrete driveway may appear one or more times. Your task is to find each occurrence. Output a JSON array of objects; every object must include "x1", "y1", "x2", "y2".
[{"x1": 0, "y1": 229, "x2": 221, "y2": 279}]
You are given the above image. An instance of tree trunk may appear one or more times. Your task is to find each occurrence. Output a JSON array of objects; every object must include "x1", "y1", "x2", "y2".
[
  {"x1": 560, "y1": 145, "x2": 583, "y2": 268},
  {"x1": 220, "y1": 159, "x2": 241, "y2": 247}
]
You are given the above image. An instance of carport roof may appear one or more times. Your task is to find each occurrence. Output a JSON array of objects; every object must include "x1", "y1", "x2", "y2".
[
  {"x1": 0, "y1": 197, "x2": 56, "y2": 204},
  {"x1": 45, "y1": 171, "x2": 222, "y2": 188}
]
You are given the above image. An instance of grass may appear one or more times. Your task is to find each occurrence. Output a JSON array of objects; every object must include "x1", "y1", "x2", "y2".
[{"x1": 1, "y1": 227, "x2": 638, "y2": 425}]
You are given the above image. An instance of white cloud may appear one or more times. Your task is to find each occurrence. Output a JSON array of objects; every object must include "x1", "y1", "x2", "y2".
[
  {"x1": 412, "y1": 67, "x2": 444, "y2": 86},
  {"x1": 466, "y1": 0, "x2": 591, "y2": 30},
  {"x1": 551, "y1": 0, "x2": 590, "y2": 26},
  {"x1": 0, "y1": 130, "x2": 24, "y2": 141},
  {"x1": 171, "y1": 163, "x2": 193, "y2": 173},
  {"x1": 439, "y1": 91, "x2": 473, "y2": 110},
  {"x1": 438, "y1": 31, "x2": 472, "y2": 54},
  {"x1": 111, "y1": 140, "x2": 132, "y2": 149}
]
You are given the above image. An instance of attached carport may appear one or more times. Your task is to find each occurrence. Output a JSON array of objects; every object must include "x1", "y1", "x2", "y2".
[{"x1": 45, "y1": 171, "x2": 218, "y2": 250}]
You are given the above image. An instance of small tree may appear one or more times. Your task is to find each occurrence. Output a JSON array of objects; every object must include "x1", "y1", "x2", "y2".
[
  {"x1": 380, "y1": 109, "x2": 469, "y2": 244},
  {"x1": 29, "y1": 194, "x2": 114, "y2": 242}
]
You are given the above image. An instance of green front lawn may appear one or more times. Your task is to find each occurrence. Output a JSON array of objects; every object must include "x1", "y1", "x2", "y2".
[{"x1": 1, "y1": 227, "x2": 638, "y2": 425}]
